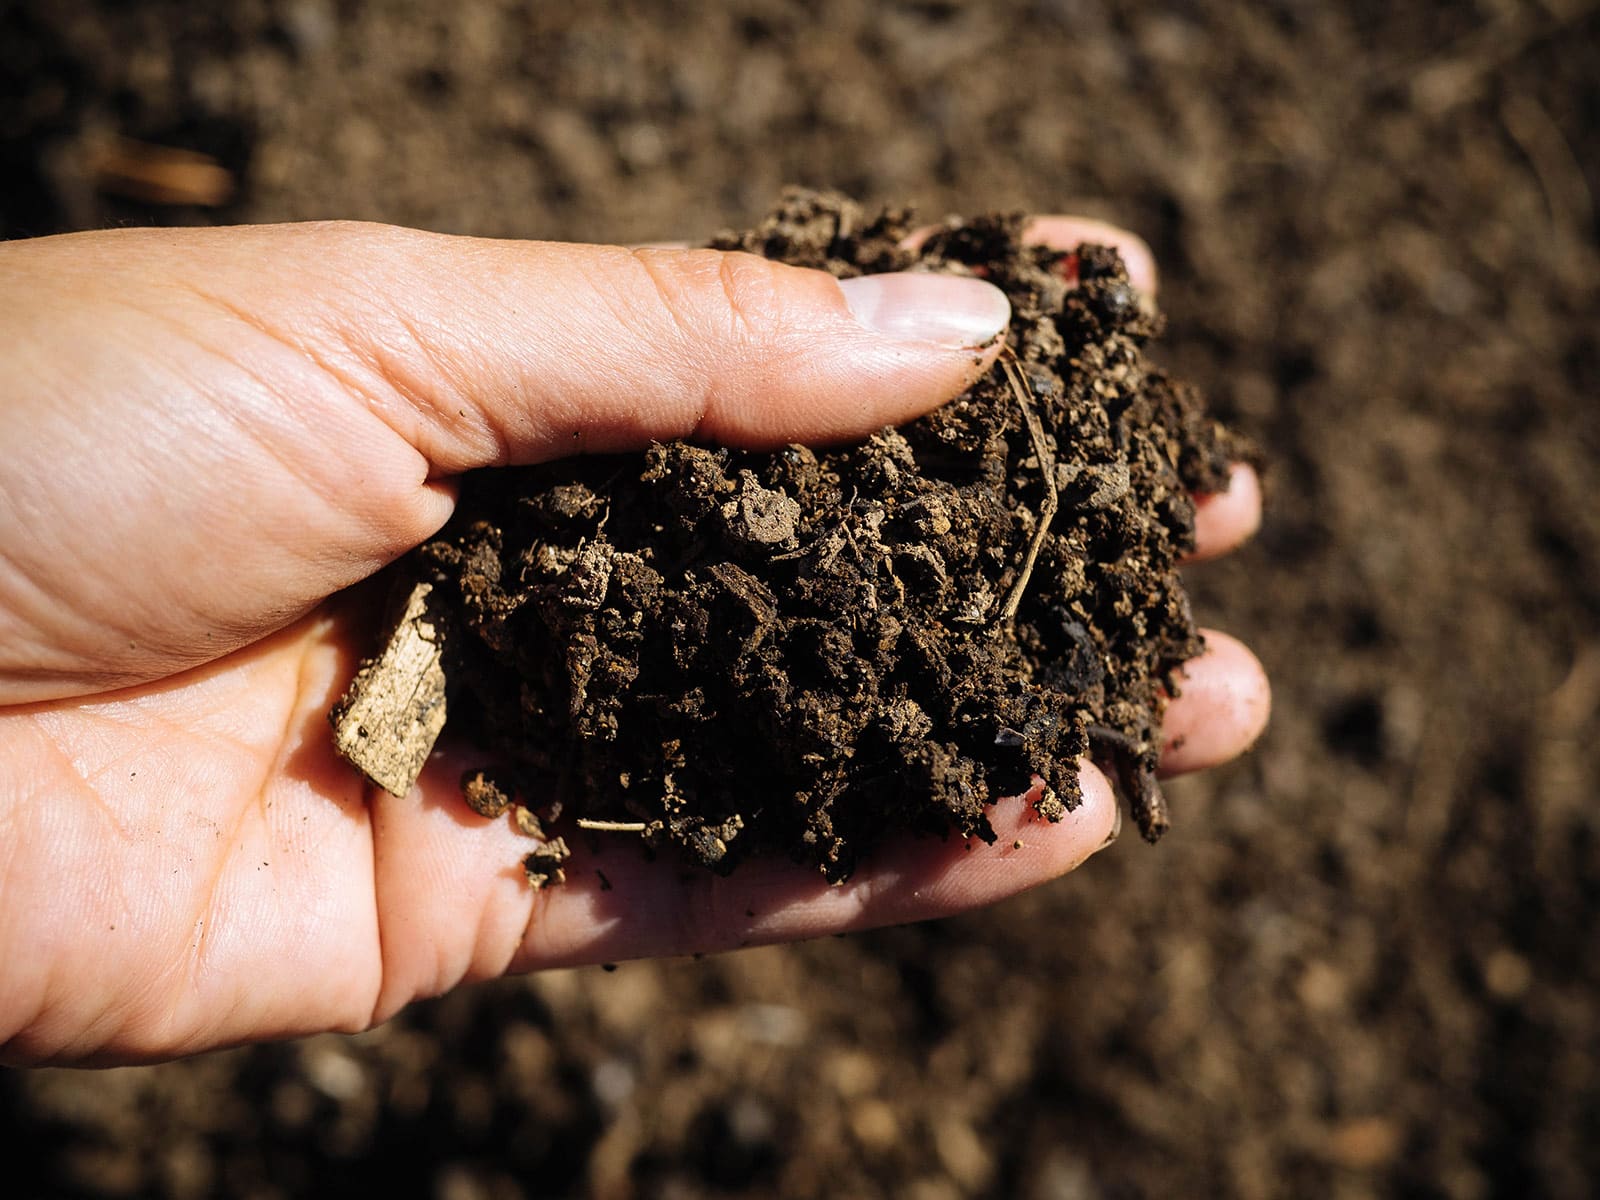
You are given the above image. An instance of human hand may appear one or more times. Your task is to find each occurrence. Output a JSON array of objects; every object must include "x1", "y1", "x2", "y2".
[{"x1": 0, "y1": 218, "x2": 1267, "y2": 1065}]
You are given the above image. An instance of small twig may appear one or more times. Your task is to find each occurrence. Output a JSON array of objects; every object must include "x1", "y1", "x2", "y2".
[
  {"x1": 575, "y1": 818, "x2": 648, "y2": 833},
  {"x1": 594, "y1": 465, "x2": 628, "y2": 534},
  {"x1": 1086, "y1": 723, "x2": 1140, "y2": 757},
  {"x1": 88, "y1": 136, "x2": 235, "y2": 207},
  {"x1": 997, "y1": 349, "x2": 1059, "y2": 625},
  {"x1": 1130, "y1": 769, "x2": 1170, "y2": 843}
]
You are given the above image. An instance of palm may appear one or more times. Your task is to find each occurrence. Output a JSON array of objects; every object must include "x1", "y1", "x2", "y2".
[{"x1": 2, "y1": 608, "x2": 393, "y2": 1059}]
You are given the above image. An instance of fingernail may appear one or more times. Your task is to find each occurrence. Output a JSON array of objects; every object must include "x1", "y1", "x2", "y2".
[{"x1": 838, "y1": 273, "x2": 1011, "y2": 349}]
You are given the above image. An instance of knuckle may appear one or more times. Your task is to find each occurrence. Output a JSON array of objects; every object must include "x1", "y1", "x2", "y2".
[
  {"x1": 630, "y1": 247, "x2": 787, "y2": 347},
  {"x1": 624, "y1": 248, "x2": 799, "y2": 438},
  {"x1": 711, "y1": 251, "x2": 786, "y2": 343}
]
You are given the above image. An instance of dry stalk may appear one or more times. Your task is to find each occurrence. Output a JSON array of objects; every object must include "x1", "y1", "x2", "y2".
[
  {"x1": 997, "y1": 348, "x2": 1059, "y2": 625},
  {"x1": 575, "y1": 818, "x2": 648, "y2": 833}
]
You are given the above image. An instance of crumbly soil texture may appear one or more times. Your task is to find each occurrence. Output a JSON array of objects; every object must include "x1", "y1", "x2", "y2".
[{"x1": 412, "y1": 190, "x2": 1246, "y2": 881}]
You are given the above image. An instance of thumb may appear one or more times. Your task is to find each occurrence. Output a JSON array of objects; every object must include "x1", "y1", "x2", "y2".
[
  {"x1": 0, "y1": 222, "x2": 1009, "y2": 700},
  {"x1": 200, "y1": 221, "x2": 1013, "y2": 470}
]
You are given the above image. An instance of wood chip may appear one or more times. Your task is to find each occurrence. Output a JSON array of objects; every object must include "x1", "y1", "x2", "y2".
[
  {"x1": 330, "y1": 582, "x2": 448, "y2": 796},
  {"x1": 88, "y1": 136, "x2": 235, "y2": 207}
]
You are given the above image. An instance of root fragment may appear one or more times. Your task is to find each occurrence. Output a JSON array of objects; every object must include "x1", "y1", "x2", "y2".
[
  {"x1": 1088, "y1": 723, "x2": 1169, "y2": 842},
  {"x1": 997, "y1": 350, "x2": 1059, "y2": 625}
]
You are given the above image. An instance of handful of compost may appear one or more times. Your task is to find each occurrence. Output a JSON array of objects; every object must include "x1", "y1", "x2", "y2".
[{"x1": 333, "y1": 190, "x2": 1249, "y2": 884}]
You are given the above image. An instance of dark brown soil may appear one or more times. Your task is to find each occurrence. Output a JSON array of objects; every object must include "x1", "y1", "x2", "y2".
[
  {"x1": 410, "y1": 190, "x2": 1242, "y2": 881},
  {"x1": 5, "y1": 2, "x2": 1599, "y2": 1199}
]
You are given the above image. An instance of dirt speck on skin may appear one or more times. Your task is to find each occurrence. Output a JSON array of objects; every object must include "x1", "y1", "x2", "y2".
[{"x1": 413, "y1": 190, "x2": 1249, "y2": 880}]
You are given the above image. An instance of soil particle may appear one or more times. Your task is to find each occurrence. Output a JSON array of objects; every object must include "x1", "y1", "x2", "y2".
[
  {"x1": 397, "y1": 190, "x2": 1248, "y2": 880},
  {"x1": 460, "y1": 768, "x2": 512, "y2": 819}
]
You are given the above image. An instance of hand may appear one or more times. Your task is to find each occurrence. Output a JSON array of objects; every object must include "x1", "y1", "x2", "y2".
[{"x1": 0, "y1": 219, "x2": 1268, "y2": 1065}]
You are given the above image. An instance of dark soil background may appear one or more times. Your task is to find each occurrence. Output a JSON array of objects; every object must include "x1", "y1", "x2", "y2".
[{"x1": 4, "y1": 1, "x2": 1597, "y2": 1197}]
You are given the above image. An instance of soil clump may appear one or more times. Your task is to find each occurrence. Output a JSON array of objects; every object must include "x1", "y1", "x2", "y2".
[{"x1": 380, "y1": 190, "x2": 1248, "y2": 881}]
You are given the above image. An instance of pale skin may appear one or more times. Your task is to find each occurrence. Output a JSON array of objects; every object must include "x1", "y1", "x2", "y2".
[{"x1": 0, "y1": 217, "x2": 1269, "y2": 1066}]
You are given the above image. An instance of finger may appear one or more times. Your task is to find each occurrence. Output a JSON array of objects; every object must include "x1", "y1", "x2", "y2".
[
  {"x1": 1187, "y1": 463, "x2": 1263, "y2": 563},
  {"x1": 178, "y1": 222, "x2": 1013, "y2": 468},
  {"x1": 902, "y1": 215, "x2": 1158, "y2": 296},
  {"x1": 1022, "y1": 216, "x2": 1159, "y2": 297},
  {"x1": 1158, "y1": 629, "x2": 1271, "y2": 776},
  {"x1": 367, "y1": 755, "x2": 1115, "y2": 1014},
  {"x1": 0, "y1": 224, "x2": 1011, "y2": 703}
]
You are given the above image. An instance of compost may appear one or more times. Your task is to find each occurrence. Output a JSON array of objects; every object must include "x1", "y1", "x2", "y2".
[{"x1": 352, "y1": 190, "x2": 1248, "y2": 882}]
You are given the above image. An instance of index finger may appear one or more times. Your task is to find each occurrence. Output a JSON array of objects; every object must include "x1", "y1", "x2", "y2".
[
  {"x1": 903, "y1": 214, "x2": 1159, "y2": 297},
  {"x1": 1022, "y1": 215, "x2": 1159, "y2": 297}
]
